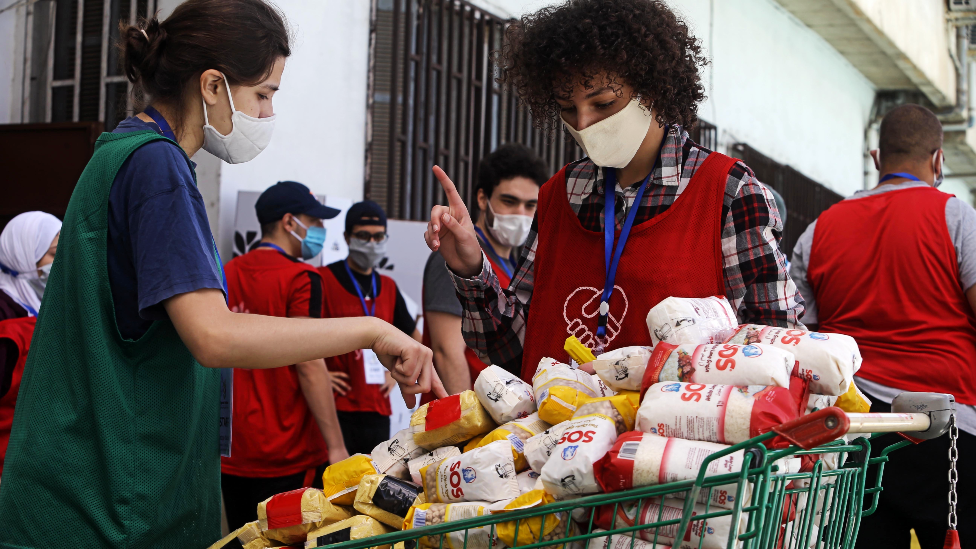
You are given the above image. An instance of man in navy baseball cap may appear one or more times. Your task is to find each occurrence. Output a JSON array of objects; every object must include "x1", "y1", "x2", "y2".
[{"x1": 255, "y1": 180, "x2": 341, "y2": 227}]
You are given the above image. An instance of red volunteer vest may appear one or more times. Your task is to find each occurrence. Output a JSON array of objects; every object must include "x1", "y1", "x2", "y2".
[
  {"x1": 808, "y1": 186, "x2": 976, "y2": 405},
  {"x1": 319, "y1": 266, "x2": 398, "y2": 415},
  {"x1": 521, "y1": 154, "x2": 738, "y2": 380},
  {"x1": 419, "y1": 251, "x2": 512, "y2": 404},
  {"x1": 0, "y1": 316, "x2": 36, "y2": 475}
]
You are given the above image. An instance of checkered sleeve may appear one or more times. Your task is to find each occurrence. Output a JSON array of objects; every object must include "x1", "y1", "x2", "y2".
[
  {"x1": 449, "y1": 219, "x2": 537, "y2": 375},
  {"x1": 722, "y1": 163, "x2": 806, "y2": 328}
]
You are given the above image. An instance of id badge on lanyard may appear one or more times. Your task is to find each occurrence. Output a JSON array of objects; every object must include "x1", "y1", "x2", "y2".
[{"x1": 344, "y1": 262, "x2": 385, "y2": 385}]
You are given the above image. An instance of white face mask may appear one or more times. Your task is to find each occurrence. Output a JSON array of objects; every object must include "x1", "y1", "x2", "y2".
[
  {"x1": 486, "y1": 200, "x2": 532, "y2": 248},
  {"x1": 28, "y1": 262, "x2": 52, "y2": 300},
  {"x1": 202, "y1": 72, "x2": 276, "y2": 164},
  {"x1": 561, "y1": 98, "x2": 653, "y2": 168}
]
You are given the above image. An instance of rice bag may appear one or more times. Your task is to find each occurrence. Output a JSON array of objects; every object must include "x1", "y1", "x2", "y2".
[
  {"x1": 587, "y1": 531, "x2": 671, "y2": 549},
  {"x1": 421, "y1": 439, "x2": 520, "y2": 503},
  {"x1": 639, "y1": 343, "x2": 793, "y2": 396},
  {"x1": 409, "y1": 446, "x2": 462, "y2": 485},
  {"x1": 636, "y1": 382, "x2": 799, "y2": 445},
  {"x1": 373, "y1": 428, "x2": 427, "y2": 479},
  {"x1": 463, "y1": 435, "x2": 485, "y2": 453},
  {"x1": 592, "y1": 346, "x2": 652, "y2": 392},
  {"x1": 207, "y1": 521, "x2": 272, "y2": 549},
  {"x1": 593, "y1": 431, "x2": 749, "y2": 510},
  {"x1": 806, "y1": 393, "x2": 838, "y2": 414},
  {"x1": 524, "y1": 421, "x2": 570, "y2": 474},
  {"x1": 646, "y1": 296, "x2": 738, "y2": 347},
  {"x1": 537, "y1": 385, "x2": 593, "y2": 425},
  {"x1": 354, "y1": 474, "x2": 425, "y2": 528},
  {"x1": 474, "y1": 365, "x2": 537, "y2": 424},
  {"x1": 403, "y1": 502, "x2": 497, "y2": 549},
  {"x1": 572, "y1": 393, "x2": 640, "y2": 434},
  {"x1": 725, "y1": 325, "x2": 861, "y2": 396},
  {"x1": 495, "y1": 490, "x2": 580, "y2": 549},
  {"x1": 516, "y1": 469, "x2": 542, "y2": 494},
  {"x1": 540, "y1": 412, "x2": 620, "y2": 498},
  {"x1": 593, "y1": 497, "x2": 745, "y2": 549},
  {"x1": 321, "y1": 454, "x2": 382, "y2": 506},
  {"x1": 257, "y1": 488, "x2": 355, "y2": 545},
  {"x1": 592, "y1": 374, "x2": 618, "y2": 397},
  {"x1": 304, "y1": 515, "x2": 393, "y2": 549},
  {"x1": 834, "y1": 380, "x2": 871, "y2": 413},
  {"x1": 411, "y1": 391, "x2": 497, "y2": 449},
  {"x1": 476, "y1": 413, "x2": 551, "y2": 471},
  {"x1": 534, "y1": 358, "x2": 601, "y2": 406}
]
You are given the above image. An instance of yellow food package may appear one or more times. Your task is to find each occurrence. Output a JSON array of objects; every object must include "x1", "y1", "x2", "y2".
[
  {"x1": 207, "y1": 521, "x2": 272, "y2": 549},
  {"x1": 321, "y1": 453, "x2": 382, "y2": 505},
  {"x1": 410, "y1": 390, "x2": 496, "y2": 449},
  {"x1": 257, "y1": 487, "x2": 355, "y2": 545},
  {"x1": 475, "y1": 412, "x2": 551, "y2": 471},
  {"x1": 835, "y1": 380, "x2": 871, "y2": 414},
  {"x1": 403, "y1": 502, "x2": 496, "y2": 549},
  {"x1": 354, "y1": 474, "x2": 425, "y2": 529},
  {"x1": 572, "y1": 392, "x2": 639, "y2": 435},
  {"x1": 494, "y1": 490, "x2": 578, "y2": 549},
  {"x1": 537, "y1": 385, "x2": 590, "y2": 425},
  {"x1": 304, "y1": 515, "x2": 394, "y2": 549},
  {"x1": 463, "y1": 434, "x2": 485, "y2": 453}
]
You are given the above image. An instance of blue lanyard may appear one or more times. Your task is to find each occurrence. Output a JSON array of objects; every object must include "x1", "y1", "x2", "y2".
[
  {"x1": 473, "y1": 226, "x2": 515, "y2": 278},
  {"x1": 143, "y1": 106, "x2": 177, "y2": 141},
  {"x1": 879, "y1": 172, "x2": 922, "y2": 184},
  {"x1": 256, "y1": 242, "x2": 288, "y2": 255},
  {"x1": 344, "y1": 261, "x2": 377, "y2": 317},
  {"x1": 0, "y1": 262, "x2": 40, "y2": 317}
]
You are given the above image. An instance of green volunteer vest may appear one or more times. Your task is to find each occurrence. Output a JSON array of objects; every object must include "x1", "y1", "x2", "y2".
[{"x1": 0, "y1": 130, "x2": 221, "y2": 548}]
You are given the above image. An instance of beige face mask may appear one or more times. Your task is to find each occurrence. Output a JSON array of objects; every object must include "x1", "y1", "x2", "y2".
[{"x1": 561, "y1": 98, "x2": 653, "y2": 168}]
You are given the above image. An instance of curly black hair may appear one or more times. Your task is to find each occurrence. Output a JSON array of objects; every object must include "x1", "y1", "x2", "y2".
[{"x1": 497, "y1": 0, "x2": 708, "y2": 133}]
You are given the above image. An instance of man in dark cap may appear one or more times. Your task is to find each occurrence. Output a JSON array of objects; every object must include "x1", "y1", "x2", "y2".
[
  {"x1": 319, "y1": 201, "x2": 420, "y2": 454},
  {"x1": 220, "y1": 181, "x2": 350, "y2": 530}
]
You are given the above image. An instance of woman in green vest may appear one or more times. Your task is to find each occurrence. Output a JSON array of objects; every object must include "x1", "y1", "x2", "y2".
[{"x1": 0, "y1": 1, "x2": 444, "y2": 547}]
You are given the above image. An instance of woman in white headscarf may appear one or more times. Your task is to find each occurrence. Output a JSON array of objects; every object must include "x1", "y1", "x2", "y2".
[{"x1": 0, "y1": 212, "x2": 62, "y2": 319}]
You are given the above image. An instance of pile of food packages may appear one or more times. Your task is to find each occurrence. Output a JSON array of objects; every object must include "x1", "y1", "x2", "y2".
[{"x1": 209, "y1": 295, "x2": 870, "y2": 549}]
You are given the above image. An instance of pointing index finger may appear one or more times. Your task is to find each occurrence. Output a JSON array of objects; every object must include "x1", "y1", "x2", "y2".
[{"x1": 433, "y1": 166, "x2": 466, "y2": 212}]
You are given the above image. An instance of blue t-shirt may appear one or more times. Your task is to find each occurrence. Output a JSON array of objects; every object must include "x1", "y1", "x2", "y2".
[{"x1": 108, "y1": 117, "x2": 224, "y2": 340}]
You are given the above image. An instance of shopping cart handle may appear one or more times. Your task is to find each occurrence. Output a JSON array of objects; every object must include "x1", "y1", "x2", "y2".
[
  {"x1": 772, "y1": 407, "x2": 850, "y2": 449},
  {"x1": 890, "y1": 392, "x2": 956, "y2": 440}
]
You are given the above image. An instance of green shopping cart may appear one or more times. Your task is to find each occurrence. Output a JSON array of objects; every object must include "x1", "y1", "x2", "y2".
[{"x1": 312, "y1": 392, "x2": 958, "y2": 549}]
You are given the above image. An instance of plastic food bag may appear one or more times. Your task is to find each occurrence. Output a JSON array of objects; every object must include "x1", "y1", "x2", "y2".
[
  {"x1": 587, "y1": 531, "x2": 671, "y2": 549},
  {"x1": 474, "y1": 365, "x2": 537, "y2": 424},
  {"x1": 403, "y1": 502, "x2": 498, "y2": 549},
  {"x1": 593, "y1": 431, "x2": 750, "y2": 510},
  {"x1": 540, "y1": 413, "x2": 620, "y2": 498},
  {"x1": 321, "y1": 454, "x2": 382, "y2": 506},
  {"x1": 524, "y1": 421, "x2": 570, "y2": 474},
  {"x1": 592, "y1": 346, "x2": 652, "y2": 392},
  {"x1": 373, "y1": 428, "x2": 427, "y2": 479},
  {"x1": 725, "y1": 325, "x2": 860, "y2": 396},
  {"x1": 354, "y1": 474, "x2": 425, "y2": 528},
  {"x1": 421, "y1": 439, "x2": 520, "y2": 503},
  {"x1": 304, "y1": 515, "x2": 393, "y2": 549},
  {"x1": 516, "y1": 469, "x2": 542, "y2": 494},
  {"x1": 636, "y1": 382, "x2": 799, "y2": 445},
  {"x1": 411, "y1": 391, "x2": 497, "y2": 449},
  {"x1": 806, "y1": 393, "x2": 838, "y2": 414},
  {"x1": 495, "y1": 490, "x2": 580, "y2": 549},
  {"x1": 592, "y1": 374, "x2": 618, "y2": 397},
  {"x1": 534, "y1": 358, "x2": 601, "y2": 404},
  {"x1": 409, "y1": 446, "x2": 462, "y2": 485},
  {"x1": 476, "y1": 413, "x2": 551, "y2": 471},
  {"x1": 646, "y1": 296, "x2": 738, "y2": 347},
  {"x1": 639, "y1": 343, "x2": 793, "y2": 396},
  {"x1": 207, "y1": 521, "x2": 272, "y2": 549},
  {"x1": 594, "y1": 497, "x2": 745, "y2": 549},
  {"x1": 257, "y1": 488, "x2": 355, "y2": 545},
  {"x1": 571, "y1": 393, "x2": 639, "y2": 434},
  {"x1": 834, "y1": 380, "x2": 871, "y2": 413}
]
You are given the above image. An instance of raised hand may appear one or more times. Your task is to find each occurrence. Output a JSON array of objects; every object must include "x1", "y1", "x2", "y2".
[
  {"x1": 369, "y1": 318, "x2": 448, "y2": 407},
  {"x1": 424, "y1": 166, "x2": 484, "y2": 278}
]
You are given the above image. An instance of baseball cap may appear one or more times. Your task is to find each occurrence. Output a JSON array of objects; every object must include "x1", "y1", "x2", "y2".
[
  {"x1": 255, "y1": 181, "x2": 341, "y2": 225},
  {"x1": 345, "y1": 200, "x2": 388, "y2": 234}
]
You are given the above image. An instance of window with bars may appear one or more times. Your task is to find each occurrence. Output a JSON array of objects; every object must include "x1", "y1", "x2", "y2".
[{"x1": 23, "y1": 0, "x2": 154, "y2": 130}]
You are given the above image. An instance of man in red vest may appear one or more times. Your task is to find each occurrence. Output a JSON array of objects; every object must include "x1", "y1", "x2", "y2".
[
  {"x1": 422, "y1": 144, "x2": 549, "y2": 391},
  {"x1": 320, "y1": 201, "x2": 421, "y2": 454},
  {"x1": 790, "y1": 104, "x2": 974, "y2": 547},
  {"x1": 221, "y1": 181, "x2": 350, "y2": 531}
]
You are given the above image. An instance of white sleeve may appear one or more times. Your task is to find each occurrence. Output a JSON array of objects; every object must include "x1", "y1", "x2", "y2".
[
  {"x1": 789, "y1": 220, "x2": 819, "y2": 326},
  {"x1": 945, "y1": 197, "x2": 976, "y2": 292}
]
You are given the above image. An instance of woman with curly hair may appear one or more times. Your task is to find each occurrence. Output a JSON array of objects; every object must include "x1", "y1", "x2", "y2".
[{"x1": 424, "y1": 0, "x2": 803, "y2": 381}]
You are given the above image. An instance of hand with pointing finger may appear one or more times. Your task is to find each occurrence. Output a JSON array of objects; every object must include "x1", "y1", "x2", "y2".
[{"x1": 424, "y1": 166, "x2": 485, "y2": 278}]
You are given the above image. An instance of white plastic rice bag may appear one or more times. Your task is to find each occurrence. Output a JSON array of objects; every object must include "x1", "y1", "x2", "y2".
[
  {"x1": 640, "y1": 343, "x2": 793, "y2": 390},
  {"x1": 408, "y1": 446, "x2": 461, "y2": 485},
  {"x1": 524, "y1": 421, "x2": 570, "y2": 474},
  {"x1": 372, "y1": 428, "x2": 426, "y2": 479},
  {"x1": 646, "y1": 296, "x2": 738, "y2": 347},
  {"x1": 593, "y1": 431, "x2": 750, "y2": 510},
  {"x1": 806, "y1": 394, "x2": 838, "y2": 414},
  {"x1": 594, "y1": 497, "x2": 745, "y2": 549},
  {"x1": 725, "y1": 325, "x2": 860, "y2": 396},
  {"x1": 516, "y1": 469, "x2": 542, "y2": 494},
  {"x1": 421, "y1": 440, "x2": 519, "y2": 503},
  {"x1": 636, "y1": 382, "x2": 799, "y2": 444},
  {"x1": 592, "y1": 346, "x2": 652, "y2": 392},
  {"x1": 474, "y1": 412, "x2": 551, "y2": 472},
  {"x1": 533, "y1": 358, "x2": 601, "y2": 400},
  {"x1": 474, "y1": 365, "x2": 537, "y2": 424},
  {"x1": 592, "y1": 374, "x2": 617, "y2": 397},
  {"x1": 587, "y1": 531, "x2": 670, "y2": 549},
  {"x1": 540, "y1": 413, "x2": 619, "y2": 499}
]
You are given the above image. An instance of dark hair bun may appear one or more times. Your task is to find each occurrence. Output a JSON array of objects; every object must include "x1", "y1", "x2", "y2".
[{"x1": 120, "y1": 17, "x2": 166, "y2": 86}]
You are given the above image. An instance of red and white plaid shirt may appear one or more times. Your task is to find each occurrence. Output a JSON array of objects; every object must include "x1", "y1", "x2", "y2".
[{"x1": 452, "y1": 126, "x2": 805, "y2": 374}]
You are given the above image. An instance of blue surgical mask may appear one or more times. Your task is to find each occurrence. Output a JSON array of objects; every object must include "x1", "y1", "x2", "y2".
[{"x1": 290, "y1": 218, "x2": 326, "y2": 260}]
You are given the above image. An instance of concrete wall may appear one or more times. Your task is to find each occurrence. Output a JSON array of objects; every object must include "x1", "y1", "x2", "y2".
[{"x1": 0, "y1": 2, "x2": 26, "y2": 123}]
